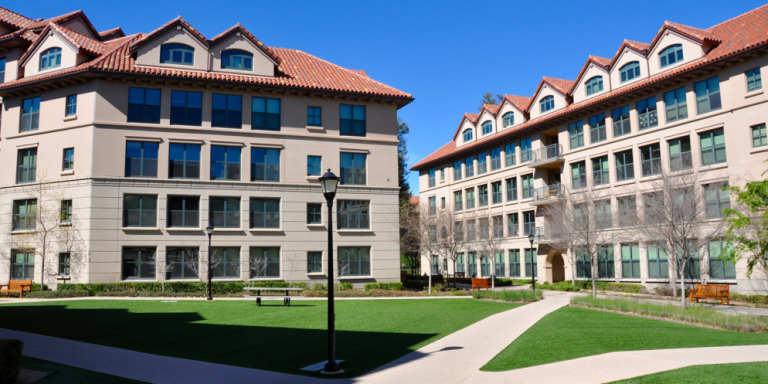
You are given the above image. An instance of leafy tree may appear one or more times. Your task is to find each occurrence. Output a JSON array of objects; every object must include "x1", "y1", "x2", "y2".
[
  {"x1": 478, "y1": 91, "x2": 504, "y2": 111},
  {"x1": 723, "y1": 163, "x2": 768, "y2": 277},
  {"x1": 397, "y1": 118, "x2": 411, "y2": 202}
]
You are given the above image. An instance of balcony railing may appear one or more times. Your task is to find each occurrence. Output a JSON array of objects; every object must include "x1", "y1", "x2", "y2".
[
  {"x1": 532, "y1": 226, "x2": 554, "y2": 243},
  {"x1": 530, "y1": 144, "x2": 564, "y2": 167},
  {"x1": 531, "y1": 183, "x2": 564, "y2": 205}
]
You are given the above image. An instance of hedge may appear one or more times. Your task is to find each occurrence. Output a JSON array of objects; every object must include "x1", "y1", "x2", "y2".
[
  {"x1": 25, "y1": 290, "x2": 91, "y2": 299},
  {"x1": 58, "y1": 281, "x2": 308, "y2": 296},
  {"x1": 0, "y1": 339, "x2": 23, "y2": 384},
  {"x1": 574, "y1": 280, "x2": 646, "y2": 293},
  {"x1": 364, "y1": 282, "x2": 404, "y2": 291}
]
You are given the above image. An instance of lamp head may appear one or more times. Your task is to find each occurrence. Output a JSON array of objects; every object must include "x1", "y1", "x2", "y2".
[
  {"x1": 206, "y1": 224, "x2": 214, "y2": 236},
  {"x1": 528, "y1": 233, "x2": 535, "y2": 243},
  {"x1": 319, "y1": 169, "x2": 340, "y2": 200}
]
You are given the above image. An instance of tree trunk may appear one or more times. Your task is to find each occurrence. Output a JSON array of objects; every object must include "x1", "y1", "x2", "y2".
[
  {"x1": 680, "y1": 259, "x2": 687, "y2": 309},
  {"x1": 40, "y1": 254, "x2": 46, "y2": 291},
  {"x1": 453, "y1": 260, "x2": 457, "y2": 288},
  {"x1": 427, "y1": 273, "x2": 432, "y2": 295}
]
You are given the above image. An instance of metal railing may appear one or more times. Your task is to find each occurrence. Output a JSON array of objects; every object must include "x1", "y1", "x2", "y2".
[
  {"x1": 532, "y1": 226, "x2": 553, "y2": 242},
  {"x1": 532, "y1": 183, "x2": 564, "y2": 204},
  {"x1": 530, "y1": 144, "x2": 564, "y2": 165}
]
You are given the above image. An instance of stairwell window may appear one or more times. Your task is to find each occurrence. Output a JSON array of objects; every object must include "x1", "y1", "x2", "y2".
[
  {"x1": 620, "y1": 61, "x2": 640, "y2": 83},
  {"x1": 659, "y1": 44, "x2": 683, "y2": 68},
  {"x1": 540, "y1": 96, "x2": 554, "y2": 113},
  {"x1": 585, "y1": 76, "x2": 603, "y2": 96}
]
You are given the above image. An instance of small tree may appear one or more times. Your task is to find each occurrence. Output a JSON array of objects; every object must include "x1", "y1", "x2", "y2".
[
  {"x1": 399, "y1": 198, "x2": 421, "y2": 276},
  {"x1": 434, "y1": 207, "x2": 467, "y2": 288},
  {"x1": 183, "y1": 246, "x2": 221, "y2": 295},
  {"x1": 150, "y1": 251, "x2": 174, "y2": 296},
  {"x1": 474, "y1": 210, "x2": 505, "y2": 290},
  {"x1": 418, "y1": 204, "x2": 441, "y2": 294},
  {"x1": 723, "y1": 165, "x2": 768, "y2": 278}
]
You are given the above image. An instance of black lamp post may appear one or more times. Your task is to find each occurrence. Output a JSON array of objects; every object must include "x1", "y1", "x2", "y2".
[
  {"x1": 206, "y1": 224, "x2": 214, "y2": 301},
  {"x1": 528, "y1": 233, "x2": 536, "y2": 295},
  {"x1": 319, "y1": 169, "x2": 341, "y2": 374}
]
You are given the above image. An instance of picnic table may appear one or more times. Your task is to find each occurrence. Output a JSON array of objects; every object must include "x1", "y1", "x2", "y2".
[{"x1": 244, "y1": 287, "x2": 303, "y2": 306}]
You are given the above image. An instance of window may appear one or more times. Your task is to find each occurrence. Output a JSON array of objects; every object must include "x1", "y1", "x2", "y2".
[
  {"x1": 454, "y1": 191, "x2": 463, "y2": 211},
  {"x1": 455, "y1": 222, "x2": 464, "y2": 242},
  {"x1": 307, "y1": 106, "x2": 322, "y2": 126},
  {"x1": 252, "y1": 97, "x2": 281, "y2": 131},
  {"x1": 441, "y1": 168, "x2": 445, "y2": 181},
  {"x1": 337, "y1": 200, "x2": 370, "y2": 229},
  {"x1": 478, "y1": 185, "x2": 488, "y2": 207},
  {"x1": 465, "y1": 156, "x2": 475, "y2": 178},
  {"x1": 0, "y1": 57, "x2": 5, "y2": 83},
  {"x1": 668, "y1": 137, "x2": 692, "y2": 172},
  {"x1": 704, "y1": 183, "x2": 730, "y2": 218},
  {"x1": 493, "y1": 216, "x2": 503, "y2": 238},
  {"x1": 308, "y1": 252, "x2": 323, "y2": 273},
  {"x1": 338, "y1": 247, "x2": 371, "y2": 276},
  {"x1": 615, "y1": 150, "x2": 634, "y2": 182},
  {"x1": 596, "y1": 199, "x2": 612, "y2": 229},
  {"x1": 17, "y1": 148, "x2": 37, "y2": 184},
  {"x1": 709, "y1": 239, "x2": 736, "y2": 279},
  {"x1": 612, "y1": 105, "x2": 631, "y2": 137},
  {"x1": 569, "y1": 121, "x2": 584, "y2": 149},
  {"x1": 11, "y1": 250, "x2": 34, "y2": 279},
  {"x1": 441, "y1": 197, "x2": 445, "y2": 209},
  {"x1": 251, "y1": 148, "x2": 280, "y2": 182},
  {"x1": 695, "y1": 76, "x2": 721, "y2": 114},
  {"x1": 168, "y1": 144, "x2": 201, "y2": 179},
  {"x1": 211, "y1": 94, "x2": 242, "y2": 128},
  {"x1": 457, "y1": 254, "x2": 465, "y2": 274},
  {"x1": 465, "y1": 188, "x2": 475, "y2": 209},
  {"x1": 250, "y1": 247, "x2": 280, "y2": 277},
  {"x1": 597, "y1": 245, "x2": 615, "y2": 279},
  {"x1": 637, "y1": 96, "x2": 658, "y2": 130},
  {"x1": 621, "y1": 243, "x2": 640, "y2": 278},
  {"x1": 61, "y1": 147, "x2": 75, "y2": 171},
  {"x1": 503, "y1": 250, "x2": 517, "y2": 277},
  {"x1": 592, "y1": 156, "x2": 609, "y2": 185},
  {"x1": 664, "y1": 87, "x2": 688, "y2": 123},
  {"x1": 466, "y1": 221, "x2": 476, "y2": 242},
  {"x1": 340, "y1": 104, "x2": 366, "y2": 136},
  {"x1": 122, "y1": 247, "x2": 156, "y2": 280},
  {"x1": 699, "y1": 129, "x2": 726, "y2": 166},
  {"x1": 12, "y1": 199, "x2": 36, "y2": 231},
  {"x1": 516, "y1": 174, "x2": 530, "y2": 199},
  {"x1": 746, "y1": 68, "x2": 762, "y2": 92},
  {"x1": 453, "y1": 160, "x2": 462, "y2": 181},
  {"x1": 491, "y1": 181, "x2": 502, "y2": 205},
  {"x1": 506, "y1": 178, "x2": 517, "y2": 202},
  {"x1": 477, "y1": 218, "x2": 489, "y2": 240},
  {"x1": 60, "y1": 200, "x2": 72, "y2": 223},
  {"x1": 340, "y1": 152, "x2": 367, "y2": 185},
  {"x1": 20, "y1": 97, "x2": 40, "y2": 132},
  {"x1": 482, "y1": 121, "x2": 492, "y2": 135},
  {"x1": 463, "y1": 129, "x2": 473, "y2": 142},
  {"x1": 307, "y1": 203, "x2": 323, "y2": 224},
  {"x1": 58, "y1": 252, "x2": 70, "y2": 276},
  {"x1": 585, "y1": 76, "x2": 603, "y2": 96},
  {"x1": 617, "y1": 196, "x2": 636, "y2": 227},
  {"x1": 525, "y1": 248, "x2": 537, "y2": 278},
  {"x1": 249, "y1": 198, "x2": 280, "y2": 229},
  {"x1": 640, "y1": 143, "x2": 661, "y2": 177},
  {"x1": 503, "y1": 112, "x2": 514, "y2": 127},
  {"x1": 428, "y1": 169, "x2": 436, "y2": 188},
  {"x1": 490, "y1": 148, "x2": 501, "y2": 171},
  {"x1": 540, "y1": 96, "x2": 554, "y2": 113},
  {"x1": 589, "y1": 113, "x2": 607, "y2": 143},
  {"x1": 523, "y1": 211, "x2": 535, "y2": 236},
  {"x1": 507, "y1": 213, "x2": 519, "y2": 237},
  {"x1": 166, "y1": 248, "x2": 199, "y2": 279},
  {"x1": 428, "y1": 196, "x2": 436, "y2": 215},
  {"x1": 477, "y1": 154, "x2": 487, "y2": 175},
  {"x1": 481, "y1": 255, "x2": 491, "y2": 277},
  {"x1": 125, "y1": 141, "x2": 159, "y2": 178},
  {"x1": 222, "y1": 49, "x2": 253, "y2": 70},
  {"x1": 65, "y1": 95, "x2": 77, "y2": 116},
  {"x1": 753, "y1": 123, "x2": 768, "y2": 148},
  {"x1": 504, "y1": 143, "x2": 516, "y2": 167},
  {"x1": 576, "y1": 248, "x2": 590, "y2": 278},
  {"x1": 659, "y1": 44, "x2": 683, "y2": 68},
  {"x1": 211, "y1": 146, "x2": 241, "y2": 180},
  {"x1": 167, "y1": 196, "x2": 199, "y2": 228},
  {"x1": 127, "y1": 88, "x2": 161, "y2": 123},
  {"x1": 307, "y1": 156, "x2": 322, "y2": 176},
  {"x1": 571, "y1": 161, "x2": 587, "y2": 189},
  {"x1": 620, "y1": 61, "x2": 641, "y2": 83},
  {"x1": 160, "y1": 44, "x2": 194, "y2": 65},
  {"x1": 211, "y1": 247, "x2": 240, "y2": 278},
  {"x1": 679, "y1": 250, "x2": 701, "y2": 280},
  {"x1": 40, "y1": 47, "x2": 62, "y2": 70},
  {"x1": 123, "y1": 195, "x2": 157, "y2": 227},
  {"x1": 647, "y1": 245, "x2": 669, "y2": 278},
  {"x1": 170, "y1": 91, "x2": 202, "y2": 126},
  {"x1": 210, "y1": 197, "x2": 241, "y2": 228},
  {"x1": 520, "y1": 138, "x2": 532, "y2": 162}
]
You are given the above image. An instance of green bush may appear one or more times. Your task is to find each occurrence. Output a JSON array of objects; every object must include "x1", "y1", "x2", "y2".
[
  {"x1": 364, "y1": 282, "x2": 405, "y2": 291},
  {"x1": 30, "y1": 284, "x2": 48, "y2": 292},
  {"x1": 473, "y1": 289, "x2": 542, "y2": 302},
  {"x1": 57, "y1": 281, "x2": 307, "y2": 296},
  {"x1": 573, "y1": 281, "x2": 646, "y2": 294},
  {"x1": 537, "y1": 281, "x2": 580, "y2": 292},
  {"x1": 731, "y1": 293, "x2": 768, "y2": 306},
  {"x1": 26, "y1": 290, "x2": 90, "y2": 299},
  {"x1": 0, "y1": 339, "x2": 23, "y2": 384}
]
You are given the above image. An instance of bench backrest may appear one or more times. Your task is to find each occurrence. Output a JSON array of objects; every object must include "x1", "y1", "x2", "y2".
[
  {"x1": 696, "y1": 284, "x2": 729, "y2": 295},
  {"x1": 9, "y1": 279, "x2": 33, "y2": 290},
  {"x1": 471, "y1": 278, "x2": 489, "y2": 286}
]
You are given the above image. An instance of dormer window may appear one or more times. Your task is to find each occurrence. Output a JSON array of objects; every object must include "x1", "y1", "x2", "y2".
[
  {"x1": 463, "y1": 129, "x2": 473, "y2": 142},
  {"x1": 585, "y1": 76, "x2": 603, "y2": 96},
  {"x1": 540, "y1": 96, "x2": 554, "y2": 113},
  {"x1": 659, "y1": 44, "x2": 683, "y2": 68},
  {"x1": 222, "y1": 49, "x2": 253, "y2": 70},
  {"x1": 502, "y1": 112, "x2": 514, "y2": 127},
  {"x1": 160, "y1": 44, "x2": 194, "y2": 65},
  {"x1": 482, "y1": 121, "x2": 492, "y2": 135},
  {"x1": 40, "y1": 47, "x2": 62, "y2": 70},
  {"x1": 620, "y1": 62, "x2": 641, "y2": 83}
]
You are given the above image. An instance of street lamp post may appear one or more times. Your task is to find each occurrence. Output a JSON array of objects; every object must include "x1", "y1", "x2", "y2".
[
  {"x1": 319, "y1": 169, "x2": 341, "y2": 374},
  {"x1": 206, "y1": 224, "x2": 214, "y2": 301},
  {"x1": 528, "y1": 233, "x2": 535, "y2": 295}
]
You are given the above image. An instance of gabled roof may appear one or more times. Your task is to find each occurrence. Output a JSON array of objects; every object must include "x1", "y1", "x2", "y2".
[
  {"x1": 99, "y1": 27, "x2": 125, "y2": 40},
  {"x1": 479, "y1": 103, "x2": 500, "y2": 117},
  {"x1": 570, "y1": 55, "x2": 612, "y2": 93},
  {"x1": 19, "y1": 23, "x2": 106, "y2": 65},
  {"x1": 27, "y1": 10, "x2": 101, "y2": 40},
  {"x1": 609, "y1": 39, "x2": 650, "y2": 68},
  {"x1": 527, "y1": 76, "x2": 574, "y2": 110},
  {"x1": 648, "y1": 20, "x2": 721, "y2": 53},
  {"x1": 501, "y1": 94, "x2": 532, "y2": 113},
  {"x1": 129, "y1": 16, "x2": 208, "y2": 52},
  {"x1": 451, "y1": 113, "x2": 479, "y2": 141},
  {"x1": 0, "y1": 6, "x2": 35, "y2": 29},
  {"x1": 209, "y1": 23, "x2": 281, "y2": 65}
]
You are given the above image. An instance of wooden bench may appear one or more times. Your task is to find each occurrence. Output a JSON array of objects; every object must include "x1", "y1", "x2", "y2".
[
  {"x1": 244, "y1": 287, "x2": 303, "y2": 306},
  {"x1": 0, "y1": 279, "x2": 33, "y2": 298},
  {"x1": 689, "y1": 284, "x2": 730, "y2": 305},
  {"x1": 471, "y1": 278, "x2": 490, "y2": 291}
]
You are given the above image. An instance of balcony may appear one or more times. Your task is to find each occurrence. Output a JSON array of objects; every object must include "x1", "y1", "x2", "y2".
[
  {"x1": 531, "y1": 183, "x2": 564, "y2": 206},
  {"x1": 532, "y1": 226, "x2": 555, "y2": 243},
  {"x1": 529, "y1": 144, "x2": 564, "y2": 169}
]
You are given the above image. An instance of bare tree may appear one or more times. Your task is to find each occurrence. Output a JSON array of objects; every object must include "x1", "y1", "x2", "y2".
[
  {"x1": 417, "y1": 204, "x2": 442, "y2": 294},
  {"x1": 150, "y1": 251, "x2": 174, "y2": 296},
  {"x1": 473, "y1": 209, "x2": 505, "y2": 290},
  {"x1": 182, "y1": 246, "x2": 221, "y2": 294},
  {"x1": 399, "y1": 199, "x2": 421, "y2": 276},
  {"x1": 434, "y1": 207, "x2": 467, "y2": 288}
]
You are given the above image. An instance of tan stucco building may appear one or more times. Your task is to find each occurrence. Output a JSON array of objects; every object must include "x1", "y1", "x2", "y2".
[
  {"x1": 0, "y1": 8, "x2": 412, "y2": 287},
  {"x1": 412, "y1": 5, "x2": 768, "y2": 294}
]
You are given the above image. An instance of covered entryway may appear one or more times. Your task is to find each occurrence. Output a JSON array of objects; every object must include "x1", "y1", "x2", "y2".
[{"x1": 544, "y1": 250, "x2": 566, "y2": 283}]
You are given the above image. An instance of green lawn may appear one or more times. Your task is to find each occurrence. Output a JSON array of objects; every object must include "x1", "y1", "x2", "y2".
[
  {"x1": 482, "y1": 306, "x2": 768, "y2": 371},
  {"x1": 606, "y1": 362, "x2": 768, "y2": 384},
  {"x1": 0, "y1": 299, "x2": 517, "y2": 378},
  {"x1": 22, "y1": 357, "x2": 147, "y2": 384}
]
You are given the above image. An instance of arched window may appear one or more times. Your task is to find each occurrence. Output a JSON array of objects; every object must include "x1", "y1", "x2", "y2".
[
  {"x1": 463, "y1": 129, "x2": 473, "y2": 142},
  {"x1": 540, "y1": 96, "x2": 554, "y2": 113},
  {"x1": 659, "y1": 44, "x2": 683, "y2": 68},
  {"x1": 160, "y1": 44, "x2": 194, "y2": 65},
  {"x1": 585, "y1": 76, "x2": 603, "y2": 96},
  {"x1": 619, "y1": 62, "x2": 641, "y2": 83},
  {"x1": 40, "y1": 47, "x2": 62, "y2": 70},
  {"x1": 502, "y1": 112, "x2": 514, "y2": 127},
  {"x1": 482, "y1": 121, "x2": 493, "y2": 135},
  {"x1": 222, "y1": 49, "x2": 253, "y2": 70}
]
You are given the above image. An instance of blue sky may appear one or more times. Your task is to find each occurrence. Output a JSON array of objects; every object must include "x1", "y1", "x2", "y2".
[{"x1": 7, "y1": 0, "x2": 766, "y2": 194}]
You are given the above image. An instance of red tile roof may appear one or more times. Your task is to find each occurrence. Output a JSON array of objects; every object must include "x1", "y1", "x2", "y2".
[
  {"x1": 412, "y1": 4, "x2": 768, "y2": 171},
  {"x1": 209, "y1": 23, "x2": 281, "y2": 64},
  {"x1": 129, "y1": 16, "x2": 208, "y2": 51},
  {"x1": 527, "y1": 77, "x2": 575, "y2": 110},
  {"x1": 451, "y1": 113, "x2": 480, "y2": 140},
  {"x1": 570, "y1": 55, "x2": 611, "y2": 93},
  {"x1": 26, "y1": 10, "x2": 101, "y2": 40},
  {"x1": 0, "y1": 6, "x2": 35, "y2": 29},
  {"x1": 502, "y1": 94, "x2": 532, "y2": 112},
  {"x1": 99, "y1": 27, "x2": 125, "y2": 40},
  {"x1": 409, "y1": 196, "x2": 420, "y2": 206},
  {"x1": 19, "y1": 23, "x2": 106, "y2": 66},
  {"x1": 609, "y1": 39, "x2": 650, "y2": 67},
  {"x1": 648, "y1": 20, "x2": 720, "y2": 52}
]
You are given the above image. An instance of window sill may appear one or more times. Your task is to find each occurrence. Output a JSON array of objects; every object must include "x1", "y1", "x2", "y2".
[
  {"x1": 745, "y1": 89, "x2": 764, "y2": 99},
  {"x1": 56, "y1": 275, "x2": 71, "y2": 280},
  {"x1": 214, "y1": 228, "x2": 244, "y2": 232},
  {"x1": 338, "y1": 276, "x2": 373, "y2": 280},
  {"x1": 749, "y1": 145, "x2": 768, "y2": 155},
  {"x1": 122, "y1": 227, "x2": 160, "y2": 231},
  {"x1": 10, "y1": 230, "x2": 36, "y2": 235},
  {"x1": 59, "y1": 222, "x2": 72, "y2": 227},
  {"x1": 592, "y1": 184, "x2": 611, "y2": 191},
  {"x1": 306, "y1": 176, "x2": 321, "y2": 181},
  {"x1": 307, "y1": 224, "x2": 325, "y2": 228},
  {"x1": 306, "y1": 125, "x2": 325, "y2": 131},
  {"x1": 166, "y1": 227, "x2": 202, "y2": 232},
  {"x1": 248, "y1": 228, "x2": 283, "y2": 233},
  {"x1": 60, "y1": 170, "x2": 75, "y2": 176},
  {"x1": 247, "y1": 278, "x2": 283, "y2": 282},
  {"x1": 337, "y1": 229, "x2": 373, "y2": 234},
  {"x1": 700, "y1": 162, "x2": 728, "y2": 172},
  {"x1": 614, "y1": 179, "x2": 635, "y2": 187},
  {"x1": 307, "y1": 272, "x2": 326, "y2": 276},
  {"x1": 63, "y1": 115, "x2": 77, "y2": 122}
]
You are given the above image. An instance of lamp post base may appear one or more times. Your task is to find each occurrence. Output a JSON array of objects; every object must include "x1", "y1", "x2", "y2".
[{"x1": 320, "y1": 362, "x2": 343, "y2": 375}]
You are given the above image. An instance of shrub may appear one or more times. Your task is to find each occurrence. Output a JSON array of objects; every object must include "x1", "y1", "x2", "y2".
[
  {"x1": 473, "y1": 289, "x2": 542, "y2": 302},
  {"x1": 574, "y1": 281, "x2": 646, "y2": 294},
  {"x1": 25, "y1": 290, "x2": 90, "y2": 299},
  {"x1": 30, "y1": 284, "x2": 48, "y2": 292},
  {"x1": 537, "y1": 281, "x2": 580, "y2": 292},
  {"x1": 56, "y1": 281, "x2": 307, "y2": 296},
  {"x1": 0, "y1": 339, "x2": 23, "y2": 384},
  {"x1": 364, "y1": 282, "x2": 404, "y2": 291},
  {"x1": 730, "y1": 293, "x2": 768, "y2": 307}
]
